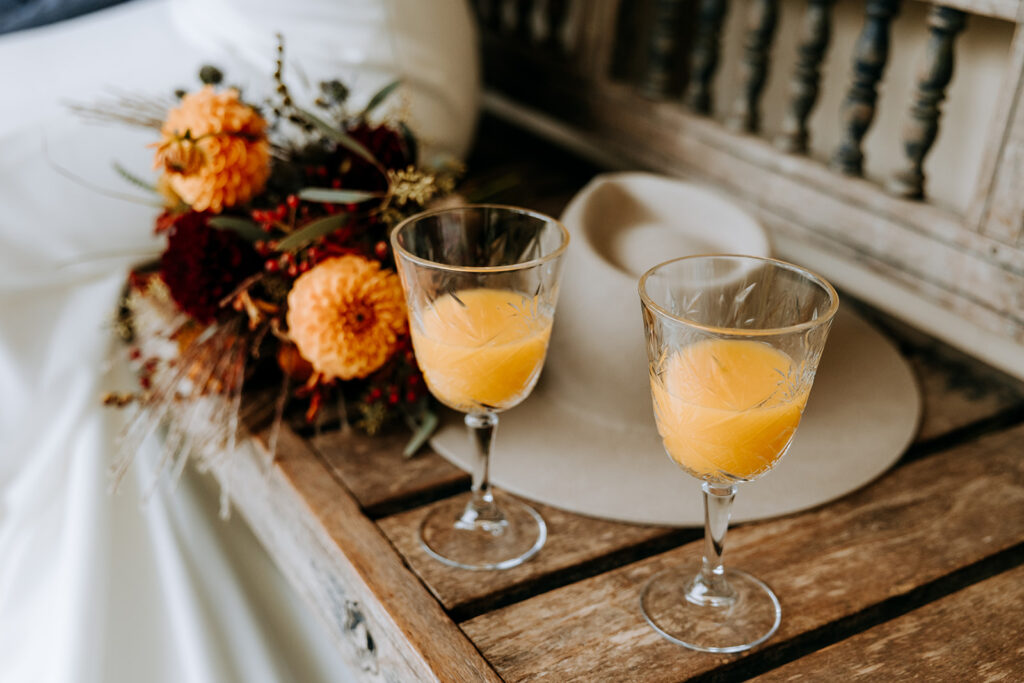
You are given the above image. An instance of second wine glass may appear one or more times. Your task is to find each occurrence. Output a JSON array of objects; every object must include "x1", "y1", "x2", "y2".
[
  {"x1": 392, "y1": 204, "x2": 569, "y2": 571},
  {"x1": 639, "y1": 254, "x2": 838, "y2": 652}
]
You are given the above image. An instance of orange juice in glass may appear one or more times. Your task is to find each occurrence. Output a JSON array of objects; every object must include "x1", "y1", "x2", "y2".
[
  {"x1": 411, "y1": 288, "x2": 553, "y2": 414},
  {"x1": 639, "y1": 255, "x2": 837, "y2": 653},
  {"x1": 393, "y1": 205, "x2": 568, "y2": 571},
  {"x1": 650, "y1": 338, "x2": 808, "y2": 481}
]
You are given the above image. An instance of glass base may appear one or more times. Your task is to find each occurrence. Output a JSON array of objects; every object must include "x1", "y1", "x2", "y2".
[
  {"x1": 419, "y1": 491, "x2": 546, "y2": 571},
  {"x1": 640, "y1": 567, "x2": 781, "y2": 653}
]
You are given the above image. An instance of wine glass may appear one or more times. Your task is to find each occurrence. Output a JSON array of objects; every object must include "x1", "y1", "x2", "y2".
[
  {"x1": 392, "y1": 205, "x2": 569, "y2": 570},
  {"x1": 638, "y1": 254, "x2": 838, "y2": 652}
]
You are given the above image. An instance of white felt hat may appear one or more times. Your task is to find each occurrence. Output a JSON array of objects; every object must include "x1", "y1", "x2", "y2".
[{"x1": 430, "y1": 173, "x2": 920, "y2": 526}]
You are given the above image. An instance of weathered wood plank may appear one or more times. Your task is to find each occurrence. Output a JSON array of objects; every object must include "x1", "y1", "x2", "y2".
[
  {"x1": 480, "y1": 74, "x2": 1024, "y2": 345},
  {"x1": 930, "y1": 0, "x2": 1019, "y2": 22},
  {"x1": 753, "y1": 563, "x2": 1024, "y2": 681},
  {"x1": 211, "y1": 427, "x2": 501, "y2": 682},
  {"x1": 462, "y1": 421, "x2": 1024, "y2": 681},
  {"x1": 308, "y1": 429, "x2": 468, "y2": 516},
  {"x1": 858, "y1": 305, "x2": 1024, "y2": 441},
  {"x1": 378, "y1": 493, "x2": 687, "y2": 616},
  {"x1": 970, "y1": 17, "x2": 1024, "y2": 245}
]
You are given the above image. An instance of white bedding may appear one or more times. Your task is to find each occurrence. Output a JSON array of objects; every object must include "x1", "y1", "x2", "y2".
[{"x1": 0, "y1": 2, "x2": 373, "y2": 680}]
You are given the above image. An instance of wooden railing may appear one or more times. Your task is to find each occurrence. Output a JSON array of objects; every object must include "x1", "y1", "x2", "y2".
[{"x1": 472, "y1": 0, "x2": 1024, "y2": 377}]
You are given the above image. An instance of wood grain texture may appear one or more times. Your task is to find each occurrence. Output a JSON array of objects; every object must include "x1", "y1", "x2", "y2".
[
  {"x1": 308, "y1": 428, "x2": 468, "y2": 516},
  {"x1": 379, "y1": 493, "x2": 686, "y2": 616},
  {"x1": 753, "y1": 564, "x2": 1024, "y2": 681},
  {"x1": 211, "y1": 427, "x2": 501, "y2": 682},
  {"x1": 462, "y1": 421, "x2": 1024, "y2": 681}
]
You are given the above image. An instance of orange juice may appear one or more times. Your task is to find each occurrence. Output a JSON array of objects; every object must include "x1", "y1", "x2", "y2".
[
  {"x1": 650, "y1": 339, "x2": 808, "y2": 481},
  {"x1": 411, "y1": 288, "x2": 553, "y2": 413}
]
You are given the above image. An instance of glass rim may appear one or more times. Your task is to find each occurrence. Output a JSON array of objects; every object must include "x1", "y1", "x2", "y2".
[
  {"x1": 638, "y1": 254, "x2": 840, "y2": 337},
  {"x1": 390, "y1": 203, "x2": 570, "y2": 273}
]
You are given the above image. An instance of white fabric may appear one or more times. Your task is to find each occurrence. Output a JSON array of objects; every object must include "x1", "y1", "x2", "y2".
[{"x1": 0, "y1": 1, "x2": 413, "y2": 680}]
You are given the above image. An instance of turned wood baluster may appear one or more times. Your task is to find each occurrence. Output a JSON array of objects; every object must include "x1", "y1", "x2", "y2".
[
  {"x1": 776, "y1": 0, "x2": 836, "y2": 153},
  {"x1": 887, "y1": 7, "x2": 967, "y2": 199},
  {"x1": 545, "y1": 0, "x2": 570, "y2": 51},
  {"x1": 516, "y1": 0, "x2": 536, "y2": 40},
  {"x1": 727, "y1": 0, "x2": 779, "y2": 133},
  {"x1": 641, "y1": 0, "x2": 688, "y2": 98},
  {"x1": 831, "y1": 0, "x2": 901, "y2": 176},
  {"x1": 684, "y1": 0, "x2": 730, "y2": 114},
  {"x1": 476, "y1": 0, "x2": 502, "y2": 31}
]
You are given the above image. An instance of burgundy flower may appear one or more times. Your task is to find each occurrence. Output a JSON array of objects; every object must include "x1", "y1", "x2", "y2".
[
  {"x1": 340, "y1": 123, "x2": 415, "y2": 192},
  {"x1": 160, "y1": 211, "x2": 262, "y2": 324}
]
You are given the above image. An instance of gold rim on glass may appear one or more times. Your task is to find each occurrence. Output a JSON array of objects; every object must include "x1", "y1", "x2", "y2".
[
  {"x1": 390, "y1": 203, "x2": 570, "y2": 273},
  {"x1": 638, "y1": 253, "x2": 840, "y2": 337}
]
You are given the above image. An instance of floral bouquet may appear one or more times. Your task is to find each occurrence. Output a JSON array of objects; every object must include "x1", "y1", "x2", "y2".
[{"x1": 96, "y1": 44, "x2": 460, "y2": 497}]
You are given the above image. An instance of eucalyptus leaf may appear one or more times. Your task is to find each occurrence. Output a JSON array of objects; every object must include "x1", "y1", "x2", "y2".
[
  {"x1": 362, "y1": 80, "x2": 401, "y2": 118},
  {"x1": 294, "y1": 106, "x2": 379, "y2": 168},
  {"x1": 298, "y1": 188, "x2": 382, "y2": 204},
  {"x1": 113, "y1": 162, "x2": 157, "y2": 194},
  {"x1": 208, "y1": 216, "x2": 266, "y2": 242},
  {"x1": 403, "y1": 407, "x2": 438, "y2": 458},
  {"x1": 276, "y1": 213, "x2": 349, "y2": 252}
]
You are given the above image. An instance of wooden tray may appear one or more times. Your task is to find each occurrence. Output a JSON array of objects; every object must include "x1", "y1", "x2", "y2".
[{"x1": 203, "y1": 301, "x2": 1024, "y2": 680}]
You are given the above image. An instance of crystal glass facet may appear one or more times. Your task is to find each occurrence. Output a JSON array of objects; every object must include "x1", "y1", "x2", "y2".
[
  {"x1": 638, "y1": 254, "x2": 838, "y2": 652},
  {"x1": 392, "y1": 205, "x2": 569, "y2": 570}
]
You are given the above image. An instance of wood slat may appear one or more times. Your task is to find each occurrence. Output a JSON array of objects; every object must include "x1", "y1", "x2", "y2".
[
  {"x1": 931, "y1": 0, "x2": 1020, "y2": 22},
  {"x1": 211, "y1": 427, "x2": 501, "y2": 682},
  {"x1": 308, "y1": 429, "x2": 468, "y2": 516},
  {"x1": 462, "y1": 421, "x2": 1024, "y2": 682},
  {"x1": 753, "y1": 563, "x2": 1024, "y2": 681},
  {"x1": 378, "y1": 494, "x2": 688, "y2": 617},
  {"x1": 480, "y1": 75, "x2": 1024, "y2": 343},
  {"x1": 970, "y1": 18, "x2": 1024, "y2": 244},
  {"x1": 866, "y1": 308, "x2": 1024, "y2": 441}
]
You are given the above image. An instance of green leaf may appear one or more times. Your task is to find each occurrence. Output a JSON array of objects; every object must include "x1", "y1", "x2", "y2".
[
  {"x1": 208, "y1": 216, "x2": 266, "y2": 242},
  {"x1": 294, "y1": 106, "x2": 380, "y2": 168},
  {"x1": 276, "y1": 213, "x2": 348, "y2": 252},
  {"x1": 403, "y1": 407, "x2": 438, "y2": 458},
  {"x1": 398, "y1": 120, "x2": 417, "y2": 157},
  {"x1": 112, "y1": 162, "x2": 157, "y2": 194},
  {"x1": 298, "y1": 188, "x2": 382, "y2": 204},
  {"x1": 362, "y1": 79, "x2": 401, "y2": 118}
]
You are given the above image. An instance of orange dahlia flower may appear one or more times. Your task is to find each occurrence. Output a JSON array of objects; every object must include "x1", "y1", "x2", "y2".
[
  {"x1": 154, "y1": 86, "x2": 270, "y2": 213},
  {"x1": 286, "y1": 255, "x2": 407, "y2": 381}
]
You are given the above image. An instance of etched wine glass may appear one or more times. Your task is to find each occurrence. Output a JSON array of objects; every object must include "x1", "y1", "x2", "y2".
[
  {"x1": 392, "y1": 205, "x2": 569, "y2": 570},
  {"x1": 638, "y1": 254, "x2": 838, "y2": 652}
]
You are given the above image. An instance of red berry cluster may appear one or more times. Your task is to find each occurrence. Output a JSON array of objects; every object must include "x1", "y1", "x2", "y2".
[{"x1": 362, "y1": 337, "x2": 425, "y2": 408}]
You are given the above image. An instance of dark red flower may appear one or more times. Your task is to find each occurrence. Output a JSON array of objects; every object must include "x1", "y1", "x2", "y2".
[
  {"x1": 340, "y1": 122, "x2": 414, "y2": 192},
  {"x1": 159, "y1": 211, "x2": 262, "y2": 324}
]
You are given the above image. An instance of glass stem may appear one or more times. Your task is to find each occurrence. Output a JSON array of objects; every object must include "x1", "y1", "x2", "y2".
[
  {"x1": 459, "y1": 412, "x2": 506, "y2": 531},
  {"x1": 690, "y1": 481, "x2": 738, "y2": 606}
]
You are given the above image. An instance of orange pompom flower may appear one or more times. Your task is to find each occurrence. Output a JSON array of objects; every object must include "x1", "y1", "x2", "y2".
[
  {"x1": 153, "y1": 86, "x2": 270, "y2": 213},
  {"x1": 286, "y1": 255, "x2": 407, "y2": 381}
]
